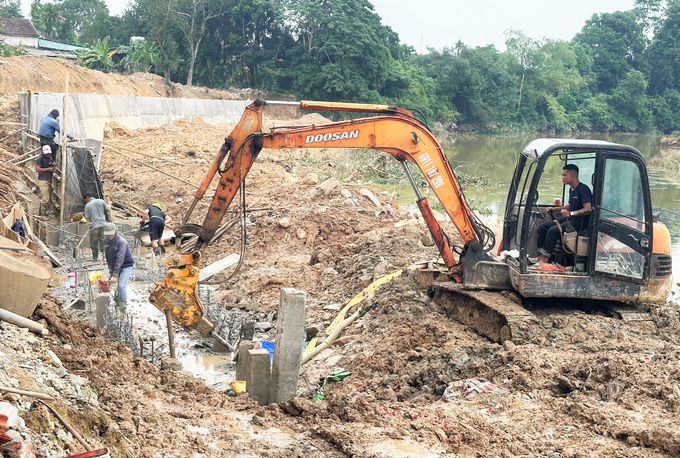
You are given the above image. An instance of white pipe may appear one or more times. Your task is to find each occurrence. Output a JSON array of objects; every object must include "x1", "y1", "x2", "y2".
[{"x1": 0, "y1": 308, "x2": 48, "y2": 336}]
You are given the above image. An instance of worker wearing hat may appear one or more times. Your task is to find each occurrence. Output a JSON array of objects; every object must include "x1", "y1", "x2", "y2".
[
  {"x1": 103, "y1": 223, "x2": 134, "y2": 313},
  {"x1": 38, "y1": 109, "x2": 74, "y2": 157},
  {"x1": 141, "y1": 202, "x2": 172, "y2": 256},
  {"x1": 34, "y1": 145, "x2": 55, "y2": 215}
]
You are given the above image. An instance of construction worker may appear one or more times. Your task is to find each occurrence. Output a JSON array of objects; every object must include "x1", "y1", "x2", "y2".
[
  {"x1": 39, "y1": 109, "x2": 73, "y2": 157},
  {"x1": 141, "y1": 202, "x2": 171, "y2": 256},
  {"x1": 83, "y1": 192, "x2": 111, "y2": 261},
  {"x1": 34, "y1": 145, "x2": 55, "y2": 215},
  {"x1": 103, "y1": 222, "x2": 134, "y2": 313}
]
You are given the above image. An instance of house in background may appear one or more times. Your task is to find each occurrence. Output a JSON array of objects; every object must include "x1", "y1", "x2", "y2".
[
  {"x1": 0, "y1": 17, "x2": 84, "y2": 57},
  {"x1": 0, "y1": 17, "x2": 39, "y2": 48}
]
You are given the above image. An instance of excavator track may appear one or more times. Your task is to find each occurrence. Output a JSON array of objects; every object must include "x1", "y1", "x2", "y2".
[
  {"x1": 428, "y1": 281, "x2": 657, "y2": 344},
  {"x1": 428, "y1": 282, "x2": 539, "y2": 344}
]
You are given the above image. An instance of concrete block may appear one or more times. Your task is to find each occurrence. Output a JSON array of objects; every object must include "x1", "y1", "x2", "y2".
[
  {"x1": 95, "y1": 293, "x2": 109, "y2": 328},
  {"x1": 234, "y1": 341, "x2": 254, "y2": 382},
  {"x1": 269, "y1": 288, "x2": 306, "y2": 404},
  {"x1": 0, "y1": 240, "x2": 52, "y2": 318},
  {"x1": 247, "y1": 349, "x2": 271, "y2": 406}
]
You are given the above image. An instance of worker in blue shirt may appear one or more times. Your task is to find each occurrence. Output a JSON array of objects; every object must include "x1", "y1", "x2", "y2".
[{"x1": 39, "y1": 109, "x2": 73, "y2": 156}]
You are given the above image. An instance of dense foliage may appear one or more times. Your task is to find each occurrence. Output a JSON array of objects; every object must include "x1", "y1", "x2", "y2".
[{"x1": 14, "y1": 0, "x2": 680, "y2": 132}]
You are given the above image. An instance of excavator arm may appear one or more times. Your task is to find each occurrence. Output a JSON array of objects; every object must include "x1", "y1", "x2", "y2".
[
  {"x1": 182, "y1": 100, "x2": 492, "y2": 264},
  {"x1": 151, "y1": 99, "x2": 496, "y2": 334}
]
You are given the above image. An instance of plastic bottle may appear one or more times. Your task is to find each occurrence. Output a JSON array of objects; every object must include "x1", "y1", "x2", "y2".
[{"x1": 68, "y1": 272, "x2": 76, "y2": 288}]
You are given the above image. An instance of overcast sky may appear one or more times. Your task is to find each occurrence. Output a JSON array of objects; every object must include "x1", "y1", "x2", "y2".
[{"x1": 23, "y1": 0, "x2": 636, "y2": 51}]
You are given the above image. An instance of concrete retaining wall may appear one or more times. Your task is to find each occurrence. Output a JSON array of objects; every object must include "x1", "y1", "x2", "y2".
[{"x1": 25, "y1": 93, "x2": 251, "y2": 142}]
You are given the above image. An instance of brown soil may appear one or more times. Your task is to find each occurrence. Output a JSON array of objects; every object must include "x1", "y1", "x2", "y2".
[
  {"x1": 1, "y1": 59, "x2": 679, "y2": 457},
  {"x1": 0, "y1": 56, "x2": 257, "y2": 100},
  {"x1": 60, "y1": 113, "x2": 680, "y2": 457}
]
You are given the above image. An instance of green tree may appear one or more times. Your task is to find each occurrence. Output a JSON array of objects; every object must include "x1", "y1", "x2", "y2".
[
  {"x1": 0, "y1": 0, "x2": 22, "y2": 18},
  {"x1": 207, "y1": 0, "x2": 290, "y2": 90},
  {"x1": 505, "y1": 29, "x2": 544, "y2": 113},
  {"x1": 174, "y1": 0, "x2": 224, "y2": 87},
  {"x1": 133, "y1": 0, "x2": 184, "y2": 81},
  {"x1": 31, "y1": 0, "x2": 110, "y2": 43},
  {"x1": 609, "y1": 69, "x2": 653, "y2": 130},
  {"x1": 281, "y1": 0, "x2": 394, "y2": 102},
  {"x1": 75, "y1": 36, "x2": 115, "y2": 71},
  {"x1": 646, "y1": 2, "x2": 680, "y2": 95},
  {"x1": 119, "y1": 38, "x2": 157, "y2": 73},
  {"x1": 573, "y1": 10, "x2": 646, "y2": 93},
  {"x1": 418, "y1": 43, "x2": 516, "y2": 125}
]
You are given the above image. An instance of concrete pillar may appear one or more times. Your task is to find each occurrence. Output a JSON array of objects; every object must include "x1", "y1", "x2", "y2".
[
  {"x1": 268, "y1": 288, "x2": 306, "y2": 404},
  {"x1": 95, "y1": 293, "x2": 109, "y2": 328},
  {"x1": 246, "y1": 349, "x2": 271, "y2": 406},
  {"x1": 234, "y1": 341, "x2": 254, "y2": 382}
]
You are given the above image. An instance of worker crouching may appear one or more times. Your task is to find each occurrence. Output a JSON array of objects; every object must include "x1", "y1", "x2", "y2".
[{"x1": 103, "y1": 223, "x2": 134, "y2": 314}]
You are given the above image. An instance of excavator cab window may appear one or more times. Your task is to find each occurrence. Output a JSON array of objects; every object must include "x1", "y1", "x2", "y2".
[{"x1": 592, "y1": 155, "x2": 651, "y2": 281}]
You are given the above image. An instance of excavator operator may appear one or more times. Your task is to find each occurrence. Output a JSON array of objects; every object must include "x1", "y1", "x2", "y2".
[{"x1": 536, "y1": 164, "x2": 592, "y2": 266}]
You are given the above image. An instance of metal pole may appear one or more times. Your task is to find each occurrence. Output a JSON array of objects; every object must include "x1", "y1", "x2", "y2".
[
  {"x1": 165, "y1": 310, "x2": 176, "y2": 359},
  {"x1": 59, "y1": 75, "x2": 69, "y2": 226},
  {"x1": 263, "y1": 100, "x2": 301, "y2": 107}
]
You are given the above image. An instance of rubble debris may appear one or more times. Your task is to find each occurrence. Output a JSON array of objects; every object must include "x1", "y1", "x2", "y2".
[
  {"x1": 301, "y1": 173, "x2": 319, "y2": 185},
  {"x1": 359, "y1": 188, "x2": 381, "y2": 207},
  {"x1": 317, "y1": 177, "x2": 339, "y2": 195}
]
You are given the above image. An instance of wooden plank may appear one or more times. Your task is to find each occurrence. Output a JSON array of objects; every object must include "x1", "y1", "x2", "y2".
[{"x1": 198, "y1": 253, "x2": 240, "y2": 281}]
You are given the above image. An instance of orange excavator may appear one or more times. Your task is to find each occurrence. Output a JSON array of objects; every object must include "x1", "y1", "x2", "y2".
[{"x1": 149, "y1": 100, "x2": 673, "y2": 343}]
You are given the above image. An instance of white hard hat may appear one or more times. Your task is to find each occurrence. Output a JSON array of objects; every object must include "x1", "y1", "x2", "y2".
[{"x1": 42, "y1": 145, "x2": 51, "y2": 154}]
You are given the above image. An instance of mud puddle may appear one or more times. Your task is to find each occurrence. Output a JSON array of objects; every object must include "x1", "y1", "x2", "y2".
[
  {"x1": 54, "y1": 274, "x2": 239, "y2": 389},
  {"x1": 124, "y1": 282, "x2": 238, "y2": 388},
  {"x1": 214, "y1": 413, "x2": 297, "y2": 449}
]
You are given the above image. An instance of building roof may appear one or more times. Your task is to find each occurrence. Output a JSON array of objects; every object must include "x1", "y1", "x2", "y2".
[
  {"x1": 0, "y1": 18, "x2": 40, "y2": 38},
  {"x1": 38, "y1": 39, "x2": 84, "y2": 52}
]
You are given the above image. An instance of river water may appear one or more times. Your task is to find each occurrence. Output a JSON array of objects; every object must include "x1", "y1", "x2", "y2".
[{"x1": 388, "y1": 133, "x2": 680, "y2": 297}]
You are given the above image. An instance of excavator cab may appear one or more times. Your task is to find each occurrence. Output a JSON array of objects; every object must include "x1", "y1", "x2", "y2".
[{"x1": 501, "y1": 139, "x2": 672, "y2": 302}]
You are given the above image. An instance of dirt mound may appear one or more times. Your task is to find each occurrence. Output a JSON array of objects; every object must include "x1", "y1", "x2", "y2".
[{"x1": 0, "y1": 56, "x2": 254, "y2": 99}]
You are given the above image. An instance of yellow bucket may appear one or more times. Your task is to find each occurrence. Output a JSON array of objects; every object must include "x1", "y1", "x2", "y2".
[{"x1": 231, "y1": 381, "x2": 246, "y2": 393}]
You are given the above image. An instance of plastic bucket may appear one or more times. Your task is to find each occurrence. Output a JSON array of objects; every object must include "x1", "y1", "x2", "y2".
[
  {"x1": 99, "y1": 279, "x2": 110, "y2": 293},
  {"x1": 261, "y1": 340, "x2": 275, "y2": 359}
]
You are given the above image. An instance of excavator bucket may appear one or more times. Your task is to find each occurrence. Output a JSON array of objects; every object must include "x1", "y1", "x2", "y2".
[
  {"x1": 148, "y1": 251, "x2": 214, "y2": 336},
  {"x1": 428, "y1": 282, "x2": 539, "y2": 344}
]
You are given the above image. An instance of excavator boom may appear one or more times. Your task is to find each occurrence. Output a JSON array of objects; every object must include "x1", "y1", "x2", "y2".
[
  {"x1": 178, "y1": 99, "x2": 492, "y2": 267},
  {"x1": 149, "y1": 99, "x2": 498, "y2": 334}
]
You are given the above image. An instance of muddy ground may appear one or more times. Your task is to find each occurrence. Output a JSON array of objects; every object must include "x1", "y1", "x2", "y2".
[
  {"x1": 0, "y1": 57, "x2": 679, "y2": 457},
  {"x1": 35, "y1": 114, "x2": 680, "y2": 458}
]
